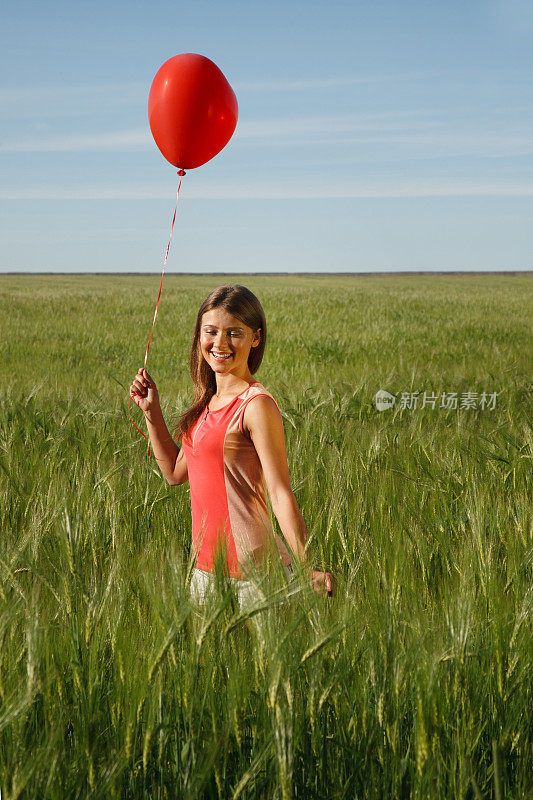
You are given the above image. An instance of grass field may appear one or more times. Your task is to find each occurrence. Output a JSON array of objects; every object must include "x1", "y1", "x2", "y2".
[{"x1": 0, "y1": 273, "x2": 531, "y2": 799}]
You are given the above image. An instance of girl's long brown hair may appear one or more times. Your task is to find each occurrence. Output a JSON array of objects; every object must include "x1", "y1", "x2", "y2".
[{"x1": 173, "y1": 285, "x2": 267, "y2": 442}]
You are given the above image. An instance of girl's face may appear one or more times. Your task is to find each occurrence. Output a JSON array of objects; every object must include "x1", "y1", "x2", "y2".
[{"x1": 199, "y1": 307, "x2": 261, "y2": 378}]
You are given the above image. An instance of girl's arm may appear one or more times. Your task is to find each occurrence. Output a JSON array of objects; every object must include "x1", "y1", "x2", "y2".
[
  {"x1": 243, "y1": 395, "x2": 334, "y2": 595},
  {"x1": 130, "y1": 368, "x2": 188, "y2": 485}
]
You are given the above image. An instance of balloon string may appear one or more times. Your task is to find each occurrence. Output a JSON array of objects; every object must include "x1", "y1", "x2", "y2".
[
  {"x1": 129, "y1": 170, "x2": 185, "y2": 457},
  {"x1": 144, "y1": 171, "x2": 184, "y2": 369}
]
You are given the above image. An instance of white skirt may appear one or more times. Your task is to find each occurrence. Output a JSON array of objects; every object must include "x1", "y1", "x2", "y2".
[{"x1": 190, "y1": 561, "x2": 298, "y2": 612}]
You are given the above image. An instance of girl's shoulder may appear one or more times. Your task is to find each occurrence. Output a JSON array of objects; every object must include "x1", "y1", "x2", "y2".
[{"x1": 237, "y1": 381, "x2": 282, "y2": 431}]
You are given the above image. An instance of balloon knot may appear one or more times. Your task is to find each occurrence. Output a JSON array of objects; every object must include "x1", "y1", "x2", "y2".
[{"x1": 177, "y1": 168, "x2": 186, "y2": 177}]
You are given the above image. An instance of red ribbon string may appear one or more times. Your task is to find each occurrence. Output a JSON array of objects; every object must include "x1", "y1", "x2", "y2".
[{"x1": 129, "y1": 170, "x2": 185, "y2": 456}]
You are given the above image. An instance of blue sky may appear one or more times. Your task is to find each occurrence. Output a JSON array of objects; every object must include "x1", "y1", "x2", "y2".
[{"x1": 1, "y1": 0, "x2": 532, "y2": 272}]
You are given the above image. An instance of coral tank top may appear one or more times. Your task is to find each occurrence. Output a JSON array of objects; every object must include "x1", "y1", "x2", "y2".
[{"x1": 181, "y1": 381, "x2": 292, "y2": 579}]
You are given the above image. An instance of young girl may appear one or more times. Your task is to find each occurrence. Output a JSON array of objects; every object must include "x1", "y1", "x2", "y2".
[{"x1": 130, "y1": 284, "x2": 334, "y2": 611}]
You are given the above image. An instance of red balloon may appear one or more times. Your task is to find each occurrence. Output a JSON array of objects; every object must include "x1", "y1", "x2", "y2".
[{"x1": 148, "y1": 53, "x2": 238, "y2": 170}]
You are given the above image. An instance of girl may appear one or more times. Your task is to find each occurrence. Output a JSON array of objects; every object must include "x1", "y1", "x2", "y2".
[{"x1": 130, "y1": 284, "x2": 335, "y2": 612}]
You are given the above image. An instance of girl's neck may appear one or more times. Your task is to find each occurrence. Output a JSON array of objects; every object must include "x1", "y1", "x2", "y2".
[{"x1": 214, "y1": 374, "x2": 256, "y2": 398}]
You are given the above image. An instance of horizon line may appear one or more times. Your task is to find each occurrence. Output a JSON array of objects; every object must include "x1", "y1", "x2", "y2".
[{"x1": 2, "y1": 270, "x2": 531, "y2": 277}]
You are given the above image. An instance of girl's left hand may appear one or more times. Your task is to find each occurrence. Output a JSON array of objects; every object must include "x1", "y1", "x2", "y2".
[{"x1": 312, "y1": 570, "x2": 335, "y2": 597}]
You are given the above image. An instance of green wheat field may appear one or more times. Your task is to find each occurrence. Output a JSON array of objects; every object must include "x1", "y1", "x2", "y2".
[{"x1": 0, "y1": 273, "x2": 531, "y2": 800}]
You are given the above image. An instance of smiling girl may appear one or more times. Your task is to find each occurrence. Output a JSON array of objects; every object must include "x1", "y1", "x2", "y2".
[{"x1": 130, "y1": 284, "x2": 334, "y2": 611}]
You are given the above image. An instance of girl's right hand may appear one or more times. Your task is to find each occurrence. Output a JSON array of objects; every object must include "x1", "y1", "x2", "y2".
[{"x1": 130, "y1": 368, "x2": 159, "y2": 417}]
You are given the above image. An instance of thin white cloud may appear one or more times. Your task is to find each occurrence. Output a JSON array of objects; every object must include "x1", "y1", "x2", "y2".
[
  {"x1": 235, "y1": 111, "x2": 437, "y2": 139},
  {"x1": 0, "y1": 83, "x2": 147, "y2": 121},
  {"x1": 235, "y1": 113, "x2": 533, "y2": 157},
  {"x1": 0, "y1": 111, "x2": 432, "y2": 152},
  {"x1": 0, "y1": 73, "x2": 419, "y2": 106},
  {"x1": 2, "y1": 180, "x2": 533, "y2": 200},
  {"x1": 0, "y1": 128, "x2": 150, "y2": 152},
  {"x1": 0, "y1": 74, "x2": 419, "y2": 123},
  {"x1": 0, "y1": 83, "x2": 145, "y2": 103},
  {"x1": 2, "y1": 108, "x2": 531, "y2": 157}
]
